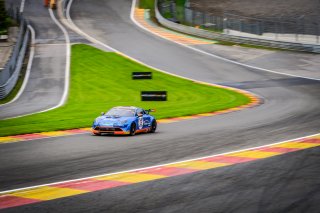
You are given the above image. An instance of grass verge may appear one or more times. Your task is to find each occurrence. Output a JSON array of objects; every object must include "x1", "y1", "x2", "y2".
[
  {"x1": 139, "y1": 0, "x2": 154, "y2": 9},
  {"x1": 0, "y1": 44, "x2": 250, "y2": 136}
]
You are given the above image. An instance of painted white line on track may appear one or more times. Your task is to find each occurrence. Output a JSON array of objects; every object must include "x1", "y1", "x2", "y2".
[
  {"x1": 49, "y1": 8, "x2": 70, "y2": 108},
  {"x1": 0, "y1": 0, "x2": 311, "y2": 196},
  {"x1": 0, "y1": 25, "x2": 36, "y2": 107},
  {"x1": 130, "y1": 0, "x2": 320, "y2": 81},
  {"x1": 64, "y1": 0, "x2": 260, "y2": 104},
  {"x1": 64, "y1": 0, "x2": 117, "y2": 52},
  {"x1": 0, "y1": 132, "x2": 319, "y2": 194},
  {"x1": 2, "y1": 8, "x2": 71, "y2": 120},
  {"x1": 0, "y1": 0, "x2": 318, "y2": 195},
  {"x1": 19, "y1": 0, "x2": 26, "y2": 13}
]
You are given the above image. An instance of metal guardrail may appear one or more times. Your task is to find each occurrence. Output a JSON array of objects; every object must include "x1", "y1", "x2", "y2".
[
  {"x1": 62, "y1": 0, "x2": 71, "y2": 16},
  {"x1": 160, "y1": 0, "x2": 320, "y2": 42},
  {"x1": 0, "y1": 7, "x2": 31, "y2": 99},
  {"x1": 155, "y1": 0, "x2": 320, "y2": 53}
]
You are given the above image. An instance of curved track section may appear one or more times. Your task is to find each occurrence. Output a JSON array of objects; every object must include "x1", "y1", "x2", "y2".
[
  {"x1": 70, "y1": 0, "x2": 320, "y2": 137},
  {"x1": 0, "y1": 0, "x2": 68, "y2": 119},
  {"x1": 0, "y1": 0, "x2": 319, "y2": 211},
  {"x1": 3, "y1": 145, "x2": 319, "y2": 212}
]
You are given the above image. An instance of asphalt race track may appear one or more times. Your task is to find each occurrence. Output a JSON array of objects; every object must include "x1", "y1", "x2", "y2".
[
  {"x1": 0, "y1": 0, "x2": 67, "y2": 119},
  {"x1": 3, "y1": 146, "x2": 319, "y2": 213},
  {"x1": 0, "y1": 0, "x2": 320, "y2": 212}
]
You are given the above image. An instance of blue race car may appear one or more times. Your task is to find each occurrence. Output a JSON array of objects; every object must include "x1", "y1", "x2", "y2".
[{"x1": 92, "y1": 106, "x2": 157, "y2": 136}]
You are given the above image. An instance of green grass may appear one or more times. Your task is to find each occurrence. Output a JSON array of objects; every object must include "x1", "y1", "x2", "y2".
[
  {"x1": 139, "y1": 0, "x2": 154, "y2": 9},
  {"x1": 0, "y1": 0, "x2": 13, "y2": 34},
  {"x1": 0, "y1": 29, "x2": 7, "y2": 35},
  {"x1": 163, "y1": 11, "x2": 173, "y2": 19},
  {"x1": 175, "y1": 0, "x2": 186, "y2": 22},
  {"x1": 161, "y1": 0, "x2": 186, "y2": 21},
  {"x1": 0, "y1": 44, "x2": 250, "y2": 136},
  {"x1": 175, "y1": 0, "x2": 186, "y2": 7}
]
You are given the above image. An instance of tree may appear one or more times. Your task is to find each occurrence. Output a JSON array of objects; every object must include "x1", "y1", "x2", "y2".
[{"x1": 0, "y1": 0, "x2": 9, "y2": 31}]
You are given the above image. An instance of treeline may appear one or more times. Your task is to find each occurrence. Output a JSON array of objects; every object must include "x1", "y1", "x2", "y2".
[{"x1": 0, "y1": 0, "x2": 10, "y2": 34}]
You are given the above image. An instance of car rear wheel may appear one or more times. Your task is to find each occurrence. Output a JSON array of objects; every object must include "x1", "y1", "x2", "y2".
[
  {"x1": 130, "y1": 123, "x2": 136, "y2": 136},
  {"x1": 150, "y1": 120, "x2": 157, "y2": 133}
]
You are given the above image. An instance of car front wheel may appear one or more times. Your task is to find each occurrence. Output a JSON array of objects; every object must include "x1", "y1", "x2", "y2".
[
  {"x1": 150, "y1": 120, "x2": 157, "y2": 133},
  {"x1": 129, "y1": 123, "x2": 136, "y2": 136}
]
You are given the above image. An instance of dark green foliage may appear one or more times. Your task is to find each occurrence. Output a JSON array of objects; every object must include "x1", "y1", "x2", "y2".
[
  {"x1": 0, "y1": 0, "x2": 10, "y2": 34},
  {"x1": 139, "y1": 0, "x2": 154, "y2": 9}
]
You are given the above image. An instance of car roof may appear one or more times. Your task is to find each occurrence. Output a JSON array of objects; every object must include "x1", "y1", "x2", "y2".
[{"x1": 112, "y1": 106, "x2": 139, "y2": 110}]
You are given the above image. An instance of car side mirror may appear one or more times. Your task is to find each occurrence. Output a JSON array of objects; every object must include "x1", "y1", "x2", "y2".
[{"x1": 101, "y1": 112, "x2": 105, "y2": 115}]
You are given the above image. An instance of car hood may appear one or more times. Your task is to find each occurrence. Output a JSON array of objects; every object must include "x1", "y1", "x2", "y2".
[{"x1": 95, "y1": 116, "x2": 132, "y2": 126}]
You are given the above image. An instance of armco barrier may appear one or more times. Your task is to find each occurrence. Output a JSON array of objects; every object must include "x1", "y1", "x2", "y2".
[
  {"x1": 154, "y1": 0, "x2": 320, "y2": 53},
  {"x1": 0, "y1": 14, "x2": 31, "y2": 99},
  {"x1": 62, "y1": 0, "x2": 71, "y2": 16},
  {"x1": 0, "y1": 29, "x2": 29, "y2": 99}
]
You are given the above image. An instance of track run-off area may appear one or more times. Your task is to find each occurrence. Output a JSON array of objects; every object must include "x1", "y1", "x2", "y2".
[{"x1": 0, "y1": 0, "x2": 320, "y2": 212}]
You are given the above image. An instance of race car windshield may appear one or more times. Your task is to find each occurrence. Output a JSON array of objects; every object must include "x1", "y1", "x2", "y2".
[{"x1": 105, "y1": 108, "x2": 135, "y2": 117}]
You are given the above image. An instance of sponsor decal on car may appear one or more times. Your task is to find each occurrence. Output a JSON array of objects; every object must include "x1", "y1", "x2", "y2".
[{"x1": 138, "y1": 117, "x2": 144, "y2": 129}]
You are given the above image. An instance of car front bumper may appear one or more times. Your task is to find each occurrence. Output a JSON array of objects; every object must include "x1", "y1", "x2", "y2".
[{"x1": 92, "y1": 126, "x2": 130, "y2": 135}]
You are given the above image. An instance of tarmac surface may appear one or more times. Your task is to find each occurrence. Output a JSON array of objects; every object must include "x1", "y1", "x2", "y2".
[
  {"x1": 0, "y1": 0, "x2": 67, "y2": 119},
  {"x1": 0, "y1": 0, "x2": 319, "y2": 212},
  {"x1": 3, "y1": 146, "x2": 319, "y2": 213}
]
